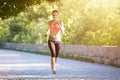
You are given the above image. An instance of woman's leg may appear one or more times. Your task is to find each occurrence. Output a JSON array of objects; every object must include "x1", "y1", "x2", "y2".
[
  {"x1": 55, "y1": 41, "x2": 60, "y2": 62},
  {"x1": 48, "y1": 40, "x2": 56, "y2": 74},
  {"x1": 48, "y1": 40, "x2": 55, "y2": 57}
]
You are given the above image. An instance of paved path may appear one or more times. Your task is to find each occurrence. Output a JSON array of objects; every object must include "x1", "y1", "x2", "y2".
[{"x1": 0, "y1": 49, "x2": 120, "y2": 80}]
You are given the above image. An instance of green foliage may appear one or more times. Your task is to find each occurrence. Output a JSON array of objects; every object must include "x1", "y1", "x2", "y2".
[
  {"x1": 60, "y1": 0, "x2": 120, "y2": 46},
  {"x1": 0, "y1": 0, "x2": 59, "y2": 19},
  {"x1": 0, "y1": 0, "x2": 120, "y2": 46},
  {"x1": 0, "y1": 18, "x2": 11, "y2": 42},
  {"x1": 0, "y1": 2, "x2": 58, "y2": 43}
]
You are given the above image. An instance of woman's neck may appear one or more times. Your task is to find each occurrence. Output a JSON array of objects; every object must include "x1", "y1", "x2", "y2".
[{"x1": 53, "y1": 19, "x2": 58, "y2": 22}]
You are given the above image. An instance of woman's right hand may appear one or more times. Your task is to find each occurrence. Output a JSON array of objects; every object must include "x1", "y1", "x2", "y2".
[{"x1": 44, "y1": 34, "x2": 48, "y2": 37}]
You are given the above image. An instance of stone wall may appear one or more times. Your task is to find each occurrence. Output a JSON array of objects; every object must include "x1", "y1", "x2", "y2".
[
  {"x1": 0, "y1": 42, "x2": 120, "y2": 67},
  {"x1": 0, "y1": 42, "x2": 49, "y2": 52},
  {"x1": 60, "y1": 44, "x2": 120, "y2": 67}
]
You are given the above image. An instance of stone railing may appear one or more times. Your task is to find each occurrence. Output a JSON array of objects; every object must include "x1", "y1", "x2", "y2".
[{"x1": 0, "y1": 42, "x2": 120, "y2": 67}]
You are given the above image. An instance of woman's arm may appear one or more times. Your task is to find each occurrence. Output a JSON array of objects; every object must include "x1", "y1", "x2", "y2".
[
  {"x1": 45, "y1": 28, "x2": 50, "y2": 37},
  {"x1": 45, "y1": 22, "x2": 50, "y2": 37},
  {"x1": 59, "y1": 21, "x2": 64, "y2": 32}
]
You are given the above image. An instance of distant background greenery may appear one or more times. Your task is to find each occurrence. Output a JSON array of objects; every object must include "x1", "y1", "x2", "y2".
[{"x1": 0, "y1": 0, "x2": 120, "y2": 46}]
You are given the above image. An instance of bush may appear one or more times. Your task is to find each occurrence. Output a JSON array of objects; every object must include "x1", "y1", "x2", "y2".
[{"x1": 0, "y1": 0, "x2": 120, "y2": 46}]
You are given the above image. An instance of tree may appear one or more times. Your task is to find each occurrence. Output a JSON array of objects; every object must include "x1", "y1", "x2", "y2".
[{"x1": 0, "y1": 0, "x2": 59, "y2": 19}]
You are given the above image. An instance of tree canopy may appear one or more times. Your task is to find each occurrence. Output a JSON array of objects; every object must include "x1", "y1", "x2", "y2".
[
  {"x1": 0, "y1": 0, "x2": 120, "y2": 46},
  {"x1": 0, "y1": 0, "x2": 59, "y2": 19}
]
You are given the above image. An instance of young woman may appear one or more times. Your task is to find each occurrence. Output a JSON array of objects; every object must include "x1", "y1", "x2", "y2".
[{"x1": 45, "y1": 10, "x2": 64, "y2": 74}]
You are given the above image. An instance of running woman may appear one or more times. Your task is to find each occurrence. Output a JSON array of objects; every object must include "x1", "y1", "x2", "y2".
[{"x1": 45, "y1": 10, "x2": 64, "y2": 74}]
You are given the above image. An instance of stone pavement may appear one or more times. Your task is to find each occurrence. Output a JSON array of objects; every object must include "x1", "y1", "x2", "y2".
[{"x1": 0, "y1": 49, "x2": 120, "y2": 80}]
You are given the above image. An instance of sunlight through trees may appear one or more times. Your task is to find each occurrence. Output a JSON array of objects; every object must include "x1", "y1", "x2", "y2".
[{"x1": 0, "y1": 0, "x2": 120, "y2": 46}]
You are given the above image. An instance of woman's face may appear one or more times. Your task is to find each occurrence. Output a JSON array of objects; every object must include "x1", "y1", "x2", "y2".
[{"x1": 52, "y1": 12, "x2": 58, "y2": 20}]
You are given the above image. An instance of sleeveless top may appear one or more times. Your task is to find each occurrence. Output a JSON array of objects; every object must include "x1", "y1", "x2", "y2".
[{"x1": 48, "y1": 21, "x2": 61, "y2": 41}]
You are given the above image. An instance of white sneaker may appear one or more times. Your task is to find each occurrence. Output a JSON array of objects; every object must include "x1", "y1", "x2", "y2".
[{"x1": 52, "y1": 68, "x2": 56, "y2": 74}]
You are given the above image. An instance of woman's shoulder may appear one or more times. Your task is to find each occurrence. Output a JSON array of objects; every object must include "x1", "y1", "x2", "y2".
[{"x1": 59, "y1": 20, "x2": 63, "y2": 25}]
